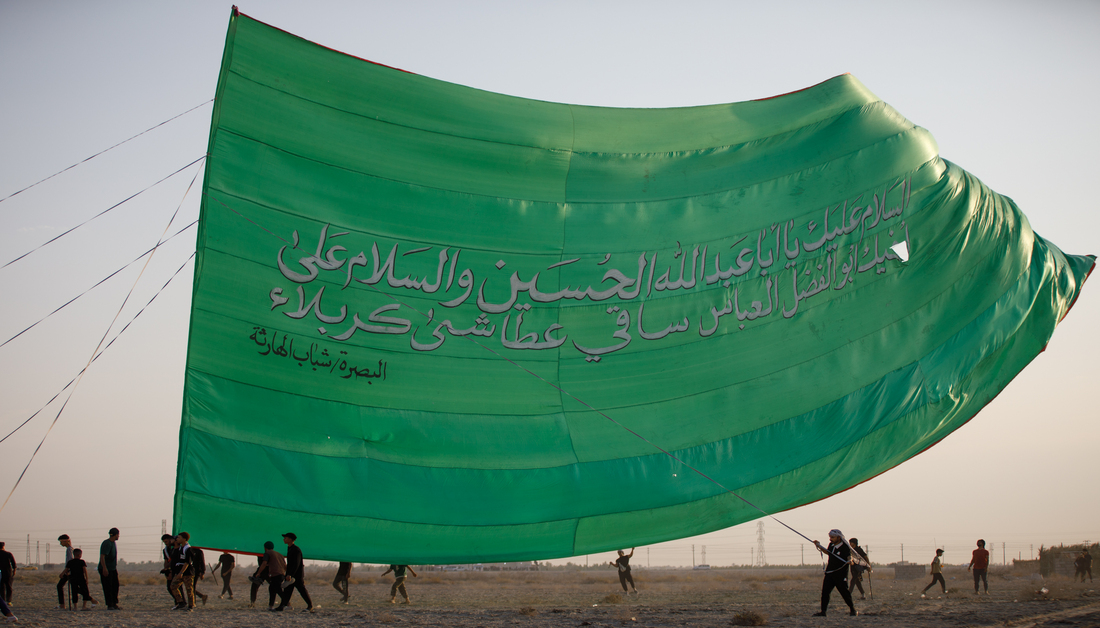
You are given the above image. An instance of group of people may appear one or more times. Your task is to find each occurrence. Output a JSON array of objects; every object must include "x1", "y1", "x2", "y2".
[
  {"x1": 22, "y1": 526, "x2": 1091, "y2": 619},
  {"x1": 37, "y1": 527, "x2": 421, "y2": 614},
  {"x1": 161, "y1": 531, "x2": 316, "y2": 612},
  {"x1": 53, "y1": 528, "x2": 122, "y2": 612}
]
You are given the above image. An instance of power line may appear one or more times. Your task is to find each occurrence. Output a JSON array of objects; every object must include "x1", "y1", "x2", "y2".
[
  {"x1": 0, "y1": 250, "x2": 195, "y2": 445},
  {"x1": 0, "y1": 170, "x2": 200, "y2": 510},
  {"x1": 0, "y1": 155, "x2": 204, "y2": 270},
  {"x1": 0, "y1": 220, "x2": 197, "y2": 350},
  {"x1": 0, "y1": 99, "x2": 212, "y2": 205}
]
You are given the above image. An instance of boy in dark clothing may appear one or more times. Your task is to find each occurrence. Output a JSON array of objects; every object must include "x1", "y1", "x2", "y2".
[
  {"x1": 218, "y1": 552, "x2": 235, "y2": 599},
  {"x1": 160, "y1": 534, "x2": 175, "y2": 604},
  {"x1": 169, "y1": 533, "x2": 195, "y2": 610},
  {"x1": 274, "y1": 533, "x2": 315, "y2": 612},
  {"x1": 191, "y1": 546, "x2": 209, "y2": 605},
  {"x1": 812, "y1": 529, "x2": 857, "y2": 617},
  {"x1": 332, "y1": 562, "x2": 352, "y2": 604},
  {"x1": 62, "y1": 549, "x2": 98, "y2": 610},
  {"x1": 98, "y1": 527, "x2": 121, "y2": 610},
  {"x1": 611, "y1": 548, "x2": 638, "y2": 594},
  {"x1": 57, "y1": 534, "x2": 75, "y2": 608},
  {"x1": 248, "y1": 554, "x2": 268, "y2": 608},
  {"x1": 0, "y1": 542, "x2": 15, "y2": 604},
  {"x1": 256, "y1": 541, "x2": 286, "y2": 609},
  {"x1": 848, "y1": 538, "x2": 870, "y2": 599}
]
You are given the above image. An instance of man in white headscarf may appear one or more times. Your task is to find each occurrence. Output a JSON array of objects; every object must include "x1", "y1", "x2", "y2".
[{"x1": 811, "y1": 529, "x2": 861, "y2": 617}]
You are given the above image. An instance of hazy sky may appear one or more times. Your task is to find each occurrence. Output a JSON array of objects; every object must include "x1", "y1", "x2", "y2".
[{"x1": 0, "y1": 1, "x2": 1096, "y2": 568}]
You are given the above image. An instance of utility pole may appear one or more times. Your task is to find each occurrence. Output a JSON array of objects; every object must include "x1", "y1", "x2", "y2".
[
  {"x1": 1031, "y1": 544, "x2": 1034, "y2": 560},
  {"x1": 701, "y1": 545, "x2": 707, "y2": 566},
  {"x1": 691, "y1": 544, "x2": 695, "y2": 568},
  {"x1": 801, "y1": 544, "x2": 804, "y2": 566},
  {"x1": 36, "y1": 541, "x2": 40, "y2": 566},
  {"x1": 750, "y1": 547, "x2": 754, "y2": 567},
  {"x1": 647, "y1": 548, "x2": 650, "y2": 568},
  {"x1": 1002, "y1": 542, "x2": 1006, "y2": 565},
  {"x1": 26, "y1": 535, "x2": 30, "y2": 565},
  {"x1": 901, "y1": 543, "x2": 904, "y2": 563},
  {"x1": 162, "y1": 519, "x2": 167, "y2": 536}
]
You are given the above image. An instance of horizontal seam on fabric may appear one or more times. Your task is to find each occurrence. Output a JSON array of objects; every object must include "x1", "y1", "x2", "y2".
[
  {"x1": 206, "y1": 115, "x2": 919, "y2": 206},
  {"x1": 227, "y1": 68, "x2": 874, "y2": 156}
]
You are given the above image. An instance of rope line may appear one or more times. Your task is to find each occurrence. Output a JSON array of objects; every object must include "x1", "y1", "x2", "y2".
[
  {"x1": 0, "y1": 100, "x2": 213, "y2": 205},
  {"x1": 1, "y1": 156, "x2": 205, "y2": 271},
  {"x1": 205, "y1": 191, "x2": 836, "y2": 554},
  {"x1": 0, "y1": 252, "x2": 195, "y2": 446},
  {"x1": 1, "y1": 166, "x2": 202, "y2": 513},
  {"x1": 0, "y1": 220, "x2": 197, "y2": 350}
]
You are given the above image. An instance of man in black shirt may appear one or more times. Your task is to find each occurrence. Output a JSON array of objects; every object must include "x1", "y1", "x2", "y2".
[
  {"x1": 274, "y1": 533, "x2": 315, "y2": 612},
  {"x1": 218, "y1": 552, "x2": 236, "y2": 599},
  {"x1": 160, "y1": 534, "x2": 176, "y2": 604},
  {"x1": 169, "y1": 533, "x2": 195, "y2": 611},
  {"x1": 611, "y1": 548, "x2": 638, "y2": 594},
  {"x1": 812, "y1": 529, "x2": 857, "y2": 617},
  {"x1": 191, "y1": 546, "x2": 209, "y2": 605},
  {"x1": 0, "y1": 542, "x2": 15, "y2": 604},
  {"x1": 332, "y1": 561, "x2": 352, "y2": 604}
]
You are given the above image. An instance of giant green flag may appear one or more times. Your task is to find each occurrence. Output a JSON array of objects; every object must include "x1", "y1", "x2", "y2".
[{"x1": 175, "y1": 10, "x2": 1094, "y2": 563}]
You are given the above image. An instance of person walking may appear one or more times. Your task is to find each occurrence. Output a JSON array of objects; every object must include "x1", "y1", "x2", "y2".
[
  {"x1": 190, "y1": 545, "x2": 209, "y2": 605},
  {"x1": 611, "y1": 548, "x2": 638, "y2": 594},
  {"x1": 169, "y1": 533, "x2": 195, "y2": 611},
  {"x1": 812, "y1": 529, "x2": 858, "y2": 617},
  {"x1": 256, "y1": 541, "x2": 285, "y2": 609},
  {"x1": 247, "y1": 552, "x2": 269, "y2": 608},
  {"x1": 0, "y1": 542, "x2": 15, "y2": 605},
  {"x1": 160, "y1": 534, "x2": 175, "y2": 605},
  {"x1": 332, "y1": 562, "x2": 352, "y2": 604},
  {"x1": 274, "y1": 533, "x2": 315, "y2": 612},
  {"x1": 98, "y1": 528, "x2": 122, "y2": 610},
  {"x1": 218, "y1": 552, "x2": 235, "y2": 599},
  {"x1": 1074, "y1": 549, "x2": 1093, "y2": 582},
  {"x1": 56, "y1": 535, "x2": 76, "y2": 609},
  {"x1": 967, "y1": 539, "x2": 990, "y2": 594},
  {"x1": 921, "y1": 549, "x2": 948, "y2": 597},
  {"x1": 0, "y1": 597, "x2": 14, "y2": 623},
  {"x1": 382, "y1": 564, "x2": 417, "y2": 604},
  {"x1": 847, "y1": 538, "x2": 870, "y2": 600}
]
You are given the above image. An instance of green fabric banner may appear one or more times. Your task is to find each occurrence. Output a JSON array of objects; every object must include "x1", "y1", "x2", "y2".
[{"x1": 174, "y1": 10, "x2": 1094, "y2": 563}]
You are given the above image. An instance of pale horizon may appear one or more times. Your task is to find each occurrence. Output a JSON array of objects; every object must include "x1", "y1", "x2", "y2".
[{"x1": 1, "y1": 0, "x2": 1096, "y2": 570}]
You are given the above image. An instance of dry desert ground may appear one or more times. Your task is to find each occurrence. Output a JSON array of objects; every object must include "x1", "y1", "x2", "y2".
[{"x1": 5, "y1": 565, "x2": 1099, "y2": 627}]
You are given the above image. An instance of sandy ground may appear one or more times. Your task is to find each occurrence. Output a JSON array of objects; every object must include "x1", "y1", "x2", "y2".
[{"x1": 5, "y1": 566, "x2": 1100, "y2": 627}]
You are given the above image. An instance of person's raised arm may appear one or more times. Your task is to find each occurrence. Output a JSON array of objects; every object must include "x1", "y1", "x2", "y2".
[
  {"x1": 408, "y1": 566, "x2": 418, "y2": 578},
  {"x1": 381, "y1": 566, "x2": 393, "y2": 577}
]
